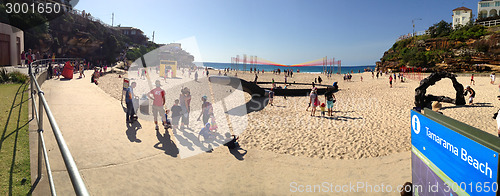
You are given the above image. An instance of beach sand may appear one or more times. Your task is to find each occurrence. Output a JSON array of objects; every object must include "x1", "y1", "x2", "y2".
[
  {"x1": 98, "y1": 69, "x2": 499, "y2": 160},
  {"x1": 33, "y1": 68, "x2": 500, "y2": 195}
]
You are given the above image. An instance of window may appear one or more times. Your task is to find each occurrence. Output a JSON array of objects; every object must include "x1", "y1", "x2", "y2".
[
  {"x1": 456, "y1": 11, "x2": 461, "y2": 15},
  {"x1": 462, "y1": 17, "x2": 466, "y2": 22},
  {"x1": 481, "y1": 3, "x2": 490, "y2": 7},
  {"x1": 496, "y1": 1, "x2": 500, "y2": 6}
]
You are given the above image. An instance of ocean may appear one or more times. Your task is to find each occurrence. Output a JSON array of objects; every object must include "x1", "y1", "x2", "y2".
[{"x1": 197, "y1": 62, "x2": 376, "y2": 74}]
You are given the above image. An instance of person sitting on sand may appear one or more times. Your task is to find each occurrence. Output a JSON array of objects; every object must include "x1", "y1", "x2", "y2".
[
  {"x1": 464, "y1": 85, "x2": 475, "y2": 105},
  {"x1": 318, "y1": 76, "x2": 322, "y2": 84}
]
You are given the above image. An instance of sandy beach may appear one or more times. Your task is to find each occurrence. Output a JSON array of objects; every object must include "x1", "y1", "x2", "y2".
[
  {"x1": 29, "y1": 67, "x2": 500, "y2": 195},
  {"x1": 97, "y1": 69, "x2": 499, "y2": 160}
]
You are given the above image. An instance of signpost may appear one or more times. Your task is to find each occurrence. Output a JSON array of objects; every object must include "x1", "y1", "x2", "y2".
[{"x1": 411, "y1": 109, "x2": 500, "y2": 195}]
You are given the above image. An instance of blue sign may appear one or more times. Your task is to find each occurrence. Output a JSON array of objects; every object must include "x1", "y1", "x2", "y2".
[{"x1": 411, "y1": 110, "x2": 499, "y2": 196}]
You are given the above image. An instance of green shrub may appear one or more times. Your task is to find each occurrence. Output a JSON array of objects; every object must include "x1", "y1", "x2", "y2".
[
  {"x1": 0, "y1": 68, "x2": 8, "y2": 83},
  {"x1": 7, "y1": 71, "x2": 28, "y2": 84}
]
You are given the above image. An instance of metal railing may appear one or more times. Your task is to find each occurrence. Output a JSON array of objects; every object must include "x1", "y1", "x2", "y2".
[{"x1": 29, "y1": 59, "x2": 89, "y2": 196}]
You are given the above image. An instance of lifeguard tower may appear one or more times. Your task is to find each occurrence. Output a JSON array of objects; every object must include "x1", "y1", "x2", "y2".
[{"x1": 160, "y1": 60, "x2": 177, "y2": 78}]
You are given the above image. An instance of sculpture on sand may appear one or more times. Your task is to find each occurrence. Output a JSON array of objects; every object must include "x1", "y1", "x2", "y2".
[{"x1": 415, "y1": 72, "x2": 466, "y2": 110}]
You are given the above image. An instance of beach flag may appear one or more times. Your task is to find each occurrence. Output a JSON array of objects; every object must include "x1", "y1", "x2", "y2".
[{"x1": 61, "y1": 61, "x2": 74, "y2": 79}]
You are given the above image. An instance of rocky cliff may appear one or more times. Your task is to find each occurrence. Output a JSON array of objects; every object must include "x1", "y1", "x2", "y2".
[{"x1": 377, "y1": 27, "x2": 500, "y2": 72}]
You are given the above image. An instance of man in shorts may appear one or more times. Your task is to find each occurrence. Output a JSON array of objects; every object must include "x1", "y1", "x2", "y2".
[
  {"x1": 149, "y1": 80, "x2": 167, "y2": 130},
  {"x1": 324, "y1": 88, "x2": 336, "y2": 116}
]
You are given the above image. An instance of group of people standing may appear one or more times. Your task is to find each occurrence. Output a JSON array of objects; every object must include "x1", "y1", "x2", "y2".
[
  {"x1": 307, "y1": 87, "x2": 336, "y2": 117},
  {"x1": 125, "y1": 81, "x2": 216, "y2": 134},
  {"x1": 21, "y1": 49, "x2": 56, "y2": 66}
]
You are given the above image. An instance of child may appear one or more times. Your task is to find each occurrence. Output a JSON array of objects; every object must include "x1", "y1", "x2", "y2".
[
  {"x1": 209, "y1": 114, "x2": 218, "y2": 132},
  {"x1": 170, "y1": 99, "x2": 182, "y2": 133},
  {"x1": 269, "y1": 88, "x2": 274, "y2": 106},
  {"x1": 199, "y1": 123, "x2": 213, "y2": 142},
  {"x1": 163, "y1": 109, "x2": 172, "y2": 131},
  {"x1": 320, "y1": 103, "x2": 326, "y2": 116}
]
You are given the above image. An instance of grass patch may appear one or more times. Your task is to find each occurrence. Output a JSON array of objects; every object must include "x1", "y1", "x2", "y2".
[{"x1": 0, "y1": 82, "x2": 32, "y2": 195}]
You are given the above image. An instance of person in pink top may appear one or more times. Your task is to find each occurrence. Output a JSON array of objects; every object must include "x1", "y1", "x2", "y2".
[{"x1": 149, "y1": 80, "x2": 167, "y2": 130}]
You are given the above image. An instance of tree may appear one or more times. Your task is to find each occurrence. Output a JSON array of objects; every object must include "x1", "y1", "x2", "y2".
[{"x1": 428, "y1": 20, "x2": 452, "y2": 38}]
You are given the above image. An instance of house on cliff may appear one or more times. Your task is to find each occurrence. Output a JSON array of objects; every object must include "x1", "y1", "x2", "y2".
[
  {"x1": 452, "y1": 7, "x2": 472, "y2": 28},
  {"x1": 478, "y1": 0, "x2": 500, "y2": 18}
]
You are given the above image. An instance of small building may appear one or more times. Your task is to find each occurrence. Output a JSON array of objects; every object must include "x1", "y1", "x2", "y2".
[
  {"x1": 452, "y1": 7, "x2": 472, "y2": 28},
  {"x1": 0, "y1": 23, "x2": 24, "y2": 66},
  {"x1": 478, "y1": 0, "x2": 500, "y2": 19},
  {"x1": 113, "y1": 26, "x2": 147, "y2": 44}
]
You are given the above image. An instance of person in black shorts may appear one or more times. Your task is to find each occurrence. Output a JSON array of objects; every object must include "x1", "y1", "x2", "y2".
[{"x1": 170, "y1": 99, "x2": 182, "y2": 133}]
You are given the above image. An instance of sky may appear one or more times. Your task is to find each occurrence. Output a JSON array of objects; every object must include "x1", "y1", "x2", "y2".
[{"x1": 74, "y1": 0, "x2": 478, "y2": 66}]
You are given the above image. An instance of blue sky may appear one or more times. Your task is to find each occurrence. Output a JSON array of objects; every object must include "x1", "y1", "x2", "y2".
[{"x1": 74, "y1": 0, "x2": 478, "y2": 65}]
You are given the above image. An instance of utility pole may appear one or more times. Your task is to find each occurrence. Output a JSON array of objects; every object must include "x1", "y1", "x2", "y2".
[
  {"x1": 111, "y1": 13, "x2": 114, "y2": 27},
  {"x1": 152, "y1": 31, "x2": 155, "y2": 43},
  {"x1": 412, "y1": 18, "x2": 422, "y2": 37}
]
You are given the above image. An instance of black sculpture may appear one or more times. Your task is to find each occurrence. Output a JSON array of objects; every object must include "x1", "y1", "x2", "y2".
[{"x1": 415, "y1": 72, "x2": 466, "y2": 110}]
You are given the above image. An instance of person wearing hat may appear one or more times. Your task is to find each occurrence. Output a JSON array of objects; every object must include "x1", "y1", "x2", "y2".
[
  {"x1": 197, "y1": 95, "x2": 213, "y2": 125},
  {"x1": 149, "y1": 80, "x2": 167, "y2": 130},
  {"x1": 464, "y1": 85, "x2": 475, "y2": 105}
]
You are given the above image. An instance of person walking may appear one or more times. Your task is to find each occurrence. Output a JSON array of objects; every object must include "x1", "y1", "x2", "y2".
[
  {"x1": 179, "y1": 87, "x2": 191, "y2": 129},
  {"x1": 149, "y1": 80, "x2": 167, "y2": 130},
  {"x1": 310, "y1": 87, "x2": 320, "y2": 116},
  {"x1": 125, "y1": 82, "x2": 137, "y2": 123},
  {"x1": 389, "y1": 75, "x2": 393, "y2": 88},
  {"x1": 470, "y1": 74, "x2": 475, "y2": 85},
  {"x1": 197, "y1": 96, "x2": 213, "y2": 125}
]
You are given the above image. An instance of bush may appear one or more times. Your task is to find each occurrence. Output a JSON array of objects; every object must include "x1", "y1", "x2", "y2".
[
  {"x1": 7, "y1": 71, "x2": 28, "y2": 84},
  {"x1": 0, "y1": 68, "x2": 8, "y2": 83}
]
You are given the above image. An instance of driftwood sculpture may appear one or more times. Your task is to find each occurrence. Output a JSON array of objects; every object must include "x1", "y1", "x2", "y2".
[{"x1": 415, "y1": 72, "x2": 466, "y2": 109}]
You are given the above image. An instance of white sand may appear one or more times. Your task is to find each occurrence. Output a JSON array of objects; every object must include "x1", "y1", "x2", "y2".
[{"x1": 97, "y1": 69, "x2": 499, "y2": 160}]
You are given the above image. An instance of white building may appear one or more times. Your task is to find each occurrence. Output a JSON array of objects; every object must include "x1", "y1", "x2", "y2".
[
  {"x1": 452, "y1": 7, "x2": 473, "y2": 28},
  {"x1": 478, "y1": 0, "x2": 500, "y2": 19},
  {"x1": 0, "y1": 23, "x2": 24, "y2": 66}
]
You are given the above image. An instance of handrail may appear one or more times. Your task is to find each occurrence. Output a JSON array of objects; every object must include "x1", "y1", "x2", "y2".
[{"x1": 29, "y1": 60, "x2": 90, "y2": 196}]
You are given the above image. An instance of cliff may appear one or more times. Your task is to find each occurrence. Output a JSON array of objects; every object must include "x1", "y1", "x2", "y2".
[{"x1": 377, "y1": 25, "x2": 500, "y2": 72}]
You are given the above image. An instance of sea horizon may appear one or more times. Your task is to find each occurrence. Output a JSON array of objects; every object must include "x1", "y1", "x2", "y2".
[{"x1": 194, "y1": 62, "x2": 376, "y2": 74}]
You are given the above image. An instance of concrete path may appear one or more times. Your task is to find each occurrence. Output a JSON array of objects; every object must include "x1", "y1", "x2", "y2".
[{"x1": 29, "y1": 73, "x2": 411, "y2": 195}]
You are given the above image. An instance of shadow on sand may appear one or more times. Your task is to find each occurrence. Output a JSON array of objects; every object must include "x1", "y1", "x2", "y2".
[
  {"x1": 154, "y1": 129, "x2": 179, "y2": 157},
  {"x1": 441, "y1": 102, "x2": 493, "y2": 110},
  {"x1": 126, "y1": 121, "x2": 142, "y2": 143}
]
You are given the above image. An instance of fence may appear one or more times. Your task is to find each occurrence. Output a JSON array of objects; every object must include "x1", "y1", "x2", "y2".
[
  {"x1": 477, "y1": 18, "x2": 500, "y2": 27},
  {"x1": 29, "y1": 59, "x2": 89, "y2": 196}
]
